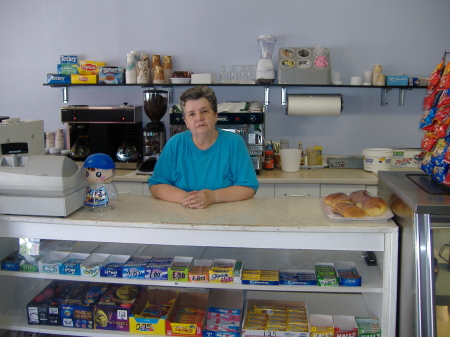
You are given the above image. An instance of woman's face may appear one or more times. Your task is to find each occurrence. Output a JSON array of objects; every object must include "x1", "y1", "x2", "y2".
[{"x1": 183, "y1": 97, "x2": 217, "y2": 137}]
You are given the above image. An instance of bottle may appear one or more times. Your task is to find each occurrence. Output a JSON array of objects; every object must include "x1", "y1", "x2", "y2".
[
  {"x1": 125, "y1": 54, "x2": 137, "y2": 84},
  {"x1": 264, "y1": 144, "x2": 275, "y2": 170},
  {"x1": 298, "y1": 142, "x2": 304, "y2": 166}
]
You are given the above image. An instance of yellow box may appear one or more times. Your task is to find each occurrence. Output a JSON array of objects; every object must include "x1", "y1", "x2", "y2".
[
  {"x1": 78, "y1": 61, "x2": 106, "y2": 75},
  {"x1": 129, "y1": 288, "x2": 178, "y2": 335},
  {"x1": 71, "y1": 74, "x2": 97, "y2": 84}
]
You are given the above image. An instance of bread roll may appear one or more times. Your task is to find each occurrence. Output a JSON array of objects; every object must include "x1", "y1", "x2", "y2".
[
  {"x1": 361, "y1": 197, "x2": 388, "y2": 217},
  {"x1": 332, "y1": 202, "x2": 366, "y2": 218},
  {"x1": 324, "y1": 193, "x2": 353, "y2": 207},
  {"x1": 349, "y1": 190, "x2": 372, "y2": 208}
]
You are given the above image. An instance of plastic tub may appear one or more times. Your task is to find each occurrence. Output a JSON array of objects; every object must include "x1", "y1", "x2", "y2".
[{"x1": 362, "y1": 148, "x2": 393, "y2": 175}]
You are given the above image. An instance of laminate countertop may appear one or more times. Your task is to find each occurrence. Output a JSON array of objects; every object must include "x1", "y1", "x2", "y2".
[{"x1": 113, "y1": 168, "x2": 382, "y2": 185}]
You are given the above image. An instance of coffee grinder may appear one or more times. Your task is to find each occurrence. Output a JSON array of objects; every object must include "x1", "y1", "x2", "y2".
[{"x1": 139, "y1": 89, "x2": 168, "y2": 172}]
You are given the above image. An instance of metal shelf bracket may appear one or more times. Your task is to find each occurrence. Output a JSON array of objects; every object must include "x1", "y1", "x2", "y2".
[
  {"x1": 381, "y1": 88, "x2": 391, "y2": 107},
  {"x1": 264, "y1": 86, "x2": 270, "y2": 106},
  {"x1": 62, "y1": 86, "x2": 68, "y2": 104},
  {"x1": 281, "y1": 86, "x2": 287, "y2": 106},
  {"x1": 398, "y1": 88, "x2": 412, "y2": 107}
]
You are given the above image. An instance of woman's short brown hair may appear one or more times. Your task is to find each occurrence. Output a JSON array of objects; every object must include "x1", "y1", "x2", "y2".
[{"x1": 179, "y1": 85, "x2": 218, "y2": 117}]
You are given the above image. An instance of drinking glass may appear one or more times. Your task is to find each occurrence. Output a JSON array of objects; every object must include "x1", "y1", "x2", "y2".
[
  {"x1": 239, "y1": 65, "x2": 248, "y2": 84},
  {"x1": 230, "y1": 65, "x2": 239, "y2": 84},
  {"x1": 219, "y1": 65, "x2": 229, "y2": 83},
  {"x1": 248, "y1": 65, "x2": 256, "y2": 84}
]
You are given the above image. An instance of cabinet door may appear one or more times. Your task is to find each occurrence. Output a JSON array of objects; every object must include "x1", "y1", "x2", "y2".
[
  {"x1": 275, "y1": 184, "x2": 320, "y2": 198},
  {"x1": 255, "y1": 184, "x2": 275, "y2": 198},
  {"x1": 320, "y1": 184, "x2": 366, "y2": 197},
  {"x1": 115, "y1": 182, "x2": 144, "y2": 196}
]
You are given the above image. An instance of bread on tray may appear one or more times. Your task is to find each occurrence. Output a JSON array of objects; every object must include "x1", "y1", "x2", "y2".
[
  {"x1": 331, "y1": 202, "x2": 366, "y2": 218},
  {"x1": 323, "y1": 192, "x2": 353, "y2": 207},
  {"x1": 361, "y1": 197, "x2": 388, "y2": 217}
]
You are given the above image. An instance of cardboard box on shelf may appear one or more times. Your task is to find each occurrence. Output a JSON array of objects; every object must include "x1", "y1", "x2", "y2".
[
  {"x1": 168, "y1": 256, "x2": 194, "y2": 282},
  {"x1": 241, "y1": 298, "x2": 309, "y2": 337},
  {"x1": 80, "y1": 253, "x2": 110, "y2": 277},
  {"x1": 129, "y1": 288, "x2": 178, "y2": 335},
  {"x1": 59, "y1": 252, "x2": 90, "y2": 275},
  {"x1": 309, "y1": 314, "x2": 334, "y2": 337},
  {"x1": 94, "y1": 284, "x2": 145, "y2": 332},
  {"x1": 100, "y1": 254, "x2": 131, "y2": 278},
  {"x1": 166, "y1": 291, "x2": 209, "y2": 337},
  {"x1": 38, "y1": 251, "x2": 70, "y2": 274},
  {"x1": 189, "y1": 259, "x2": 213, "y2": 282},
  {"x1": 333, "y1": 315, "x2": 358, "y2": 337},
  {"x1": 392, "y1": 148, "x2": 422, "y2": 169},
  {"x1": 335, "y1": 261, "x2": 362, "y2": 287}
]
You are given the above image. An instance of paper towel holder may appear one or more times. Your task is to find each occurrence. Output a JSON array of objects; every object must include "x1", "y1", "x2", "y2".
[{"x1": 285, "y1": 93, "x2": 344, "y2": 116}]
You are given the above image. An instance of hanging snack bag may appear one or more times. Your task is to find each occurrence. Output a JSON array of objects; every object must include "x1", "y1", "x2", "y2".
[{"x1": 428, "y1": 59, "x2": 445, "y2": 91}]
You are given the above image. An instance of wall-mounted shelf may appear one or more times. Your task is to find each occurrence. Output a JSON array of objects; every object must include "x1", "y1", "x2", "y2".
[{"x1": 43, "y1": 83, "x2": 426, "y2": 107}]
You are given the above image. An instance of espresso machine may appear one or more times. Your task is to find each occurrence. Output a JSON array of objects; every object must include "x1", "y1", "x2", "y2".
[{"x1": 138, "y1": 90, "x2": 168, "y2": 173}]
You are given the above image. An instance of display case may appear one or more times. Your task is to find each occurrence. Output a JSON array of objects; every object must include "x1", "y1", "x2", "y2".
[{"x1": 0, "y1": 196, "x2": 398, "y2": 336}]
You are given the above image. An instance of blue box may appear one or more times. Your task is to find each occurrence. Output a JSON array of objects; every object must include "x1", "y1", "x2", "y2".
[
  {"x1": 100, "y1": 254, "x2": 130, "y2": 278},
  {"x1": 279, "y1": 269, "x2": 317, "y2": 285},
  {"x1": 61, "y1": 282, "x2": 109, "y2": 329},
  {"x1": 145, "y1": 257, "x2": 173, "y2": 280},
  {"x1": 59, "y1": 253, "x2": 89, "y2": 275},
  {"x1": 60, "y1": 55, "x2": 78, "y2": 64},
  {"x1": 122, "y1": 256, "x2": 151, "y2": 279},
  {"x1": 47, "y1": 74, "x2": 71, "y2": 84},
  {"x1": 336, "y1": 261, "x2": 362, "y2": 287},
  {"x1": 386, "y1": 75, "x2": 408, "y2": 86}
]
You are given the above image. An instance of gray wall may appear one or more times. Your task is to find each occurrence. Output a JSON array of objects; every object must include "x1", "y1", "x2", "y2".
[{"x1": 0, "y1": 0, "x2": 448, "y2": 155}]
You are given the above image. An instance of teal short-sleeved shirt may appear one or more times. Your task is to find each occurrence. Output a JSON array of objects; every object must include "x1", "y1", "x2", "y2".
[{"x1": 148, "y1": 128, "x2": 259, "y2": 192}]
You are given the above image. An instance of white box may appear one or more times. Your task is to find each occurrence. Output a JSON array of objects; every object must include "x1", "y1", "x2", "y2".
[
  {"x1": 191, "y1": 73, "x2": 216, "y2": 84},
  {"x1": 38, "y1": 251, "x2": 70, "y2": 274},
  {"x1": 80, "y1": 253, "x2": 110, "y2": 277}
]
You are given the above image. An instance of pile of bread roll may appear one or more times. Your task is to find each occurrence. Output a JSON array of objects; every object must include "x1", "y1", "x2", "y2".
[{"x1": 324, "y1": 190, "x2": 388, "y2": 218}]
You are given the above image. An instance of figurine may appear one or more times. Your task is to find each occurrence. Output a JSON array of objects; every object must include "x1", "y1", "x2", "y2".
[{"x1": 83, "y1": 153, "x2": 118, "y2": 211}]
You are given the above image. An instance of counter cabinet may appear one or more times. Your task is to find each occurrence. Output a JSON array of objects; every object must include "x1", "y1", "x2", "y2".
[{"x1": 0, "y1": 196, "x2": 398, "y2": 336}]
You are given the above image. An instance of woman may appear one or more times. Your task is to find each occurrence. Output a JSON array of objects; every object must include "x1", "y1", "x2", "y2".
[{"x1": 148, "y1": 85, "x2": 259, "y2": 208}]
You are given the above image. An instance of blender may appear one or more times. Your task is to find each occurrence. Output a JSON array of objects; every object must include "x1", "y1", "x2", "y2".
[
  {"x1": 256, "y1": 35, "x2": 277, "y2": 84},
  {"x1": 139, "y1": 89, "x2": 168, "y2": 172}
]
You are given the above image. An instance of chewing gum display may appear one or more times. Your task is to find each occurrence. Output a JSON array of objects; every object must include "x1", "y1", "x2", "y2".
[
  {"x1": 279, "y1": 269, "x2": 317, "y2": 285},
  {"x1": 209, "y1": 259, "x2": 235, "y2": 283},
  {"x1": 242, "y1": 269, "x2": 279, "y2": 285},
  {"x1": 315, "y1": 263, "x2": 339, "y2": 286}
]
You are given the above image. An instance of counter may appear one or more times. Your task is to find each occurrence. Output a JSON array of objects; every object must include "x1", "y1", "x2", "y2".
[{"x1": 114, "y1": 168, "x2": 380, "y2": 185}]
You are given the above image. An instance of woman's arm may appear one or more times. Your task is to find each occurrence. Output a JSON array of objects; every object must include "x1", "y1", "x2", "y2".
[
  {"x1": 150, "y1": 184, "x2": 190, "y2": 204},
  {"x1": 182, "y1": 185, "x2": 255, "y2": 208}
]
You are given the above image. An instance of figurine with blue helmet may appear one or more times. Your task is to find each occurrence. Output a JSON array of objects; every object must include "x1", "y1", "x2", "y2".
[{"x1": 83, "y1": 153, "x2": 118, "y2": 211}]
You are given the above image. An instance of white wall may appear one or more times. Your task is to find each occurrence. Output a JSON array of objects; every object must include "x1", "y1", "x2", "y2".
[{"x1": 0, "y1": 0, "x2": 448, "y2": 155}]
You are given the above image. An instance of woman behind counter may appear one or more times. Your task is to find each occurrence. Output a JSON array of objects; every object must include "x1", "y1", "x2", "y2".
[{"x1": 148, "y1": 85, "x2": 259, "y2": 208}]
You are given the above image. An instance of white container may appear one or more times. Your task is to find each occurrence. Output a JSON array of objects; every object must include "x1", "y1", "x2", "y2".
[
  {"x1": 280, "y1": 149, "x2": 302, "y2": 172},
  {"x1": 362, "y1": 148, "x2": 392, "y2": 175}
]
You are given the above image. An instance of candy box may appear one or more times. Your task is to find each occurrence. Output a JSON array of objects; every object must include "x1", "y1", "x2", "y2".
[
  {"x1": 38, "y1": 251, "x2": 70, "y2": 274},
  {"x1": 165, "y1": 291, "x2": 209, "y2": 337},
  {"x1": 168, "y1": 256, "x2": 193, "y2": 282},
  {"x1": 1, "y1": 250, "x2": 25, "y2": 271},
  {"x1": 209, "y1": 259, "x2": 235, "y2": 283},
  {"x1": 80, "y1": 253, "x2": 110, "y2": 277},
  {"x1": 355, "y1": 317, "x2": 381, "y2": 337},
  {"x1": 60, "y1": 282, "x2": 109, "y2": 329},
  {"x1": 123, "y1": 255, "x2": 152, "y2": 279},
  {"x1": 189, "y1": 259, "x2": 213, "y2": 282},
  {"x1": 27, "y1": 280, "x2": 78, "y2": 325},
  {"x1": 335, "y1": 261, "x2": 361, "y2": 286},
  {"x1": 315, "y1": 263, "x2": 339, "y2": 286},
  {"x1": 333, "y1": 315, "x2": 358, "y2": 337},
  {"x1": 57, "y1": 64, "x2": 78, "y2": 75},
  {"x1": 145, "y1": 257, "x2": 173, "y2": 280},
  {"x1": 279, "y1": 269, "x2": 317, "y2": 286},
  {"x1": 59, "y1": 252, "x2": 90, "y2": 275},
  {"x1": 100, "y1": 254, "x2": 130, "y2": 278},
  {"x1": 385, "y1": 75, "x2": 408, "y2": 86},
  {"x1": 309, "y1": 314, "x2": 334, "y2": 337},
  {"x1": 98, "y1": 66, "x2": 125, "y2": 84},
  {"x1": 46, "y1": 73, "x2": 71, "y2": 84},
  {"x1": 241, "y1": 297, "x2": 309, "y2": 337},
  {"x1": 71, "y1": 74, "x2": 97, "y2": 84},
  {"x1": 203, "y1": 289, "x2": 243, "y2": 337},
  {"x1": 392, "y1": 148, "x2": 422, "y2": 169},
  {"x1": 60, "y1": 55, "x2": 78, "y2": 64},
  {"x1": 129, "y1": 288, "x2": 178, "y2": 334},
  {"x1": 233, "y1": 261, "x2": 244, "y2": 284},
  {"x1": 94, "y1": 284, "x2": 144, "y2": 331},
  {"x1": 242, "y1": 269, "x2": 279, "y2": 285},
  {"x1": 78, "y1": 60, "x2": 106, "y2": 75}
]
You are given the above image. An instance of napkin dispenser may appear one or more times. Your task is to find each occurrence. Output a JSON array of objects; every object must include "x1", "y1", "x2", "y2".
[{"x1": 0, "y1": 143, "x2": 87, "y2": 216}]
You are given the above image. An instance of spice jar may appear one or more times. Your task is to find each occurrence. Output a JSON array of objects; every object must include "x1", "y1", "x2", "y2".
[{"x1": 264, "y1": 145, "x2": 275, "y2": 170}]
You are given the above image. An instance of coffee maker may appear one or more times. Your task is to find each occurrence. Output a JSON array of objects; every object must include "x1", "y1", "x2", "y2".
[
  {"x1": 61, "y1": 105, "x2": 143, "y2": 169},
  {"x1": 139, "y1": 90, "x2": 168, "y2": 172}
]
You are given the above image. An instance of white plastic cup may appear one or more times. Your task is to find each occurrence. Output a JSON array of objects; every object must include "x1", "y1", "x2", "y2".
[
  {"x1": 364, "y1": 71, "x2": 372, "y2": 83},
  {"x1": 280, "y1": 149, "x2": 302, "y2": 172},
  {"x1": 362, "y1": 148, "x2": 393, "y2": 175},
  {"x1": 350, "y1": 77, "x2": 363, "y2": 85}
]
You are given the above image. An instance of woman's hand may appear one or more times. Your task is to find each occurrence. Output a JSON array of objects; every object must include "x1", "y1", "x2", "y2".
[{"x1": 182, "y1": 190, "x2": 215, "y2": 209}]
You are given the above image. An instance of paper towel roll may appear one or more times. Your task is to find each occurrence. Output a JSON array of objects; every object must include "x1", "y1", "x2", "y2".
[{"x1": 286, "y1": 94, "x2": 343, "y2": 116}]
